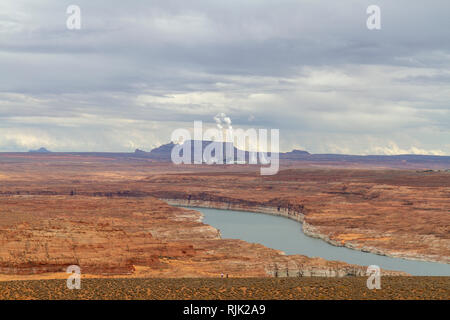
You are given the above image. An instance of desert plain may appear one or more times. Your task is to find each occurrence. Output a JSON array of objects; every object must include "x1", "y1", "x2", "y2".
[{"x1": 0, "y1": 152, "x2": 448, "y2": 299}]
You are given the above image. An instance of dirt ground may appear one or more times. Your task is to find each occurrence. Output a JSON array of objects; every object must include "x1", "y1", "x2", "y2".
[{"x1": 0, "y1": 277, "x2": 448, "y2": 300}]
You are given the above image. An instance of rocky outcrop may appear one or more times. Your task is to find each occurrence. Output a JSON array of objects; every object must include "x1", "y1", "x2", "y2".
[
  {"x1": 2, "y1": 155, "x2": 446, "y2": 278},
  {"x1": 0, "y1": 196, "x2": 202, "y2": 276},
  {"x1": 302, "y1": 222, "x2": 449, "y2": 264},
  {"x1": 163, "y1": 198, "x2": 305, "y2": 223},
  {"x1": 0, "y1": 195, "x2": 406, "y2": 279}
]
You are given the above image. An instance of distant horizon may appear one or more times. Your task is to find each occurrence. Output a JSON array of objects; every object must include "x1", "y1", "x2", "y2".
[{"x1": 4, "y1": 141, "x2": 449, "y2": 157}]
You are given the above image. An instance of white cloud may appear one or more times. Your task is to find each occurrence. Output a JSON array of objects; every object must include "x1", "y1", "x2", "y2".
[
  {"x1": 369, "y1": 142, "x2": 445, "y2": 156},
  {"x1": 0, "y1": 0, "x2": 449, "y2": 154}
]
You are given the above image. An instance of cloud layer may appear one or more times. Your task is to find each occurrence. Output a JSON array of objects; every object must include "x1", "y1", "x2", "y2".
[{"x1": 0, "y1": 0, "x2": 449, "y2": 154}]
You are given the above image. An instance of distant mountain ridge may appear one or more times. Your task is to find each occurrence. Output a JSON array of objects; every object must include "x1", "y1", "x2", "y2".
[
  {"x1": 29, "y1": 147, "x2": 51, "y2": 153},
  {"x1": 133, "y1": 141, "x2": 446, "y2": 160},
  {"x1": 11, "y1": 142, "x2": 448, "y2": 169},
  {"x1": 127, "y1": 141, "x2": 450, "y2": 168}
]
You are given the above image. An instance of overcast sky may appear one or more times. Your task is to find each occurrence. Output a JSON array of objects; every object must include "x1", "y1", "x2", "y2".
[{"x1": 0, "y1": 0, "x2": 449, "y2": 154}]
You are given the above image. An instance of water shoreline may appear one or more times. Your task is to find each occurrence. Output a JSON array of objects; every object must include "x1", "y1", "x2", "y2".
[{"x1": 163, "y1": 198, "x2": 449, "y2": 265}]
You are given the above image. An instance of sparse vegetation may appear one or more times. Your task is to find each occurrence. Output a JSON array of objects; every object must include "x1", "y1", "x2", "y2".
[{"x1": 0, "y1": 277, "x2": 448, "y2": 300}]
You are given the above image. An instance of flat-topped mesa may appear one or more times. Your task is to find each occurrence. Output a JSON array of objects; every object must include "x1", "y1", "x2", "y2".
[
  {"x1": 144, "y1": 140, "x2": 282, "y2": 164},
  {"x1": 280, "y1": 149, "x2": 311, "y2": 160},
  {"x1": 28, "y1": 147, "x2": 51, "y2": 153},
  {"x1": 157, "y1": 140, "x2": 247, "y2": 163}
]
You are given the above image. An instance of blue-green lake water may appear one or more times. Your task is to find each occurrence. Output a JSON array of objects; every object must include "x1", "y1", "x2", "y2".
[{"x1": 184, "y1": 207, "x2": 450, "y2": 276}]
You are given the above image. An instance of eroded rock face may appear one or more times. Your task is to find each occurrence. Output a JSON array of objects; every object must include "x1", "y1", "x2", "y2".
[
  {"x1": 1, "y1": 155, "x2": 446, "y2": 277},
  {"x1": 0, "y1": 195, "x2": 402, "y2": 278},
  {"x1": 146, "y1": 170, "x2": 450, "y2": 264},
  {"x1": 0, "y1": 196, "x2": 200, "y2": 275}
]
